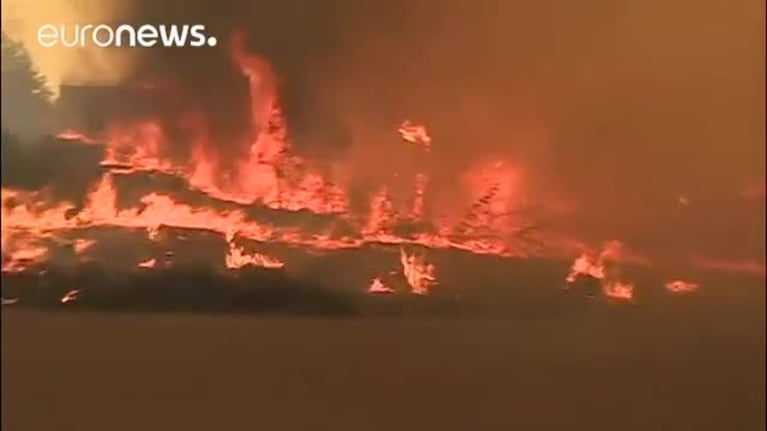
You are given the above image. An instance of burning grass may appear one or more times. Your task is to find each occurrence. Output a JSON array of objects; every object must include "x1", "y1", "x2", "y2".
[{"x1": 2, "y1": 31, "x2": 763, "y2": 314}]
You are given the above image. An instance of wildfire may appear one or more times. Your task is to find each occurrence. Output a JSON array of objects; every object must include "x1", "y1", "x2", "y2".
[
  {"x1": 2, "y1": 30, "x2": 759, "y2": 308},
  {"x1": 5, "y1": 31, "x2": 557, "y2": 271}
]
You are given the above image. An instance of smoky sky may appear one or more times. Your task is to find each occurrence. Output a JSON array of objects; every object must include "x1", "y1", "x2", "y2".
[{"x1": 127, "y1": 0, "x2": 764, "y2": 198}]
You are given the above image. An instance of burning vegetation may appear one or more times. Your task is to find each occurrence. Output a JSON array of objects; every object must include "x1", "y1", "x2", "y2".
[{"x1": 1, "y1": 30, "x2": 763, "y2": 312}]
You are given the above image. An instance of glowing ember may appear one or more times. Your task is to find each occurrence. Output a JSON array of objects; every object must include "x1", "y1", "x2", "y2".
[
  {"x1": 60, "y1": 289, "x2": 82, "y2": 304},
  {"x1": 1, "y1": 298, "x2": 20, "y2": 306},
  {"x1": 138, "y1": 258, "x2": 157, "y2": 269},
  {"x1": 57, "y1": 129, "x2": 99, "y2": 144},
  {"x1": 665, "y1": 280, "x2": 700, "y2": 294},
  {"x1": 398, "y1": 120, "x2": 432, "y2": 151},
  {"x1": 367, "y1": 277, "x2": 395, "y2": 294}
]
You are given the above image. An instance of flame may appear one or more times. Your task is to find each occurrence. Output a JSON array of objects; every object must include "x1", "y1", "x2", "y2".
[
  {"x1": 602, "y1": 281, "x2": 634, "y2": 301},
  {"x1": 565, "y1": 241, "x2": 635, "y2": 302},
  {"x1": 3, "y1": 29, "x2": 757, "y2": 306},
  {"x1": 138, "y1": 258, "x2": 156, "y2": 269},
  {"x1": 367, "y1": 277, "x2": 395, "y2": 294},
  {"x1": 58, "y1": 129, "x2": 99, "y2": 144},
  {"x1": 398, "y1": 120, "x2": 432, "y2": 151},
  {"x1": 2, "y1": 235, "x2": 49, "y2": 273},
  {"x1": 564, "y1": 240, "x2": 627, "y2": 284},
  {"x1": 9, "y1": 33, "x2": 565, "y2": 270},
  {"x1": 224, "y1": 232, "x2": 284, "y2": 270},
  {"x1": 400, "y1": 248, "x2": 437, "y2": 295},
  {"x1": 60, "y1": 289, "x2": 82, "y2": 304},
  {"x1": 59, "y1": 37, "x2": 351, "y2": 216},
  {"x1": 665, "y1": 280, "x2": 699, "y2": 294},
  {"x1": 565, "y1": 254, "x2": 605, "y2": 283}
]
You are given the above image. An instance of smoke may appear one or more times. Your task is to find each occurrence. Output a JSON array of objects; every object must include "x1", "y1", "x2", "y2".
[
  {"x1": 1, "y1": 0, "x2": 138, "y2": 96},
  {"x1": 313, "y1": 0, "x2": 765, "y2": 259},
  {"x1": 320, "y1": 0, "x2": 764, "y2": 200}
]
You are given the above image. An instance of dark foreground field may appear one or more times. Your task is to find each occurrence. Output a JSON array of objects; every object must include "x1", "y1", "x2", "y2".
[{"x1": 2, "y1": 292, "x2": 765, "y2": 431}]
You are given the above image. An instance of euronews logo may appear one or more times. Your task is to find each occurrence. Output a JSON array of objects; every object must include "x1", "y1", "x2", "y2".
[{"x1": 37, "y1": 24, "x2": 218, "y2": 48}]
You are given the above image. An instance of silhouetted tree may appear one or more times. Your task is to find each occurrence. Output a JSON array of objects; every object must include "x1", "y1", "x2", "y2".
[{"x1": 1, "y1": 31, "x2": 54, "y2": 141}]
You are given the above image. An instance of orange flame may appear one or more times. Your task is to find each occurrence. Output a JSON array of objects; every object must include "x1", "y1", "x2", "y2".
[
  {"x1": 400, "y1": 248, "x2": 437, "y2": 295},
  {"x1": 6, "y1": 29, "x2": 738, "y2": 308},
  {"x1": 73, "y1": 238, "x2": 95, "y2": 255},
  {"x1": 60, "y1": 289, "x2": 82, "y2": 304},
  {"x1": 138, "y1": 258, "x2": 157, "y2": 269},
  {"x1": 398, "y1": 120, "x2": 432, "y2": 151},
  {"x1": 224, "y1": 232, "x2": 284, "y2": 270},
  {"x1": 565, "y1": 241, "x2": 635, "y2": 301},
  {"x1": 367, "y1": 277, "x2": 395, "y2": 294},
  {"x1": 2, "y1": 236, "x2": 49, "y2": 273},
  {"x1": 602, "y1": 281, "x2": 634, "y2": 301},
  {"x1": 12, "y1": 32, "x2": 570, "y2": 269},
  {"x1": 665, "y1": 280, "x2": 699, "y2": 294}
]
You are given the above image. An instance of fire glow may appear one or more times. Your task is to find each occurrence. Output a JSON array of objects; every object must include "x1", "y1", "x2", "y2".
[
  {"x1": 2, "y1": 31, "x2": 549, "y2": 291},
  {"x1": 1, "y1": 30, "x2": 757, "y2": 303}
]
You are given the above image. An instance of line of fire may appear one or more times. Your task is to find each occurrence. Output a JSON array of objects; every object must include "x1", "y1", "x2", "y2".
[{"x1": 1, "y1": 30, "x2": 763, "y2": 314}]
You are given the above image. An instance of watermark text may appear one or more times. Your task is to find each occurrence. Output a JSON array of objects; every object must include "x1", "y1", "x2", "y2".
[{"x1": 37, "y1": 24, "x2": 217, "y2": 48}]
